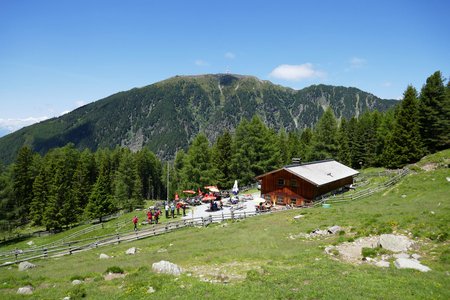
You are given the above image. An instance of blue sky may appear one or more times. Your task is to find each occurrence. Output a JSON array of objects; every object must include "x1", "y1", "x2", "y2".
[{"x1": 0, "y1": 0, "x2": 449, "y2": 135}]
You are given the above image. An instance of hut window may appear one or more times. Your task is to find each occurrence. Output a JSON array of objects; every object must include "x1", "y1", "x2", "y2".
[
  {"x1": 290, "y1": 179, "x2": 298, "y2": 187},
  {"x1": 277, "y1": 178, "x2": 285, "y2": 186},
  {"x1": 277, "y1": 196, "x2": 284, "y2": 204}
]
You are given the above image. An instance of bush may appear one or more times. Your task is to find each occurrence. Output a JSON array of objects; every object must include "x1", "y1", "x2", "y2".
[
  {"x1": 440, "y1": 249, "x2": 450, "y2": 264},
  {"x1": 68, "y1": 285, "x2": 86, "y2": 299},
  {"x1": 361, "y1": 247, "x2": 378, "y2": 258},
  {"x1": 105, "y1": 266, "x2": 124, "y2": 274},
  {"x1": 70, "y1": 275, "x2": 84, "y2": 281}
]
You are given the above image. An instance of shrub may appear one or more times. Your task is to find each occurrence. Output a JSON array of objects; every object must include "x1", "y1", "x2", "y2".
[
  {"x1": 361, "y1": 247, "x2": 378, "y2": 258},
  {"x1": 105, "y1": 266, "x2": 124, "y2": 274},
  {"x1": 440, "y1": 249, "x2": 450, "y2": 264},
  {"x1": 347, "y1": 237, "x2": 355, "y2": 242},
  {"x1": 68, "y1": 285, "x2": 87, "y2": 299},
  {"x1": 338, "y1": 230, "x2": 345, "y2": 236},
  {"x1": 70, "y1": 275, "x2": 84, "y2": 281}
]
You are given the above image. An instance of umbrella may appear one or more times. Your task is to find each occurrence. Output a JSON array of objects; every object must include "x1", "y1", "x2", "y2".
[
  {"x1": 232, "y1": 180, "x2": 239, "y2": 195},
  {"x1": 182, "y1": 190, "x2": 196, "y2": 194},
  {"x1": 202, "y1": 195, "x2": 216, "y2": 201},
  {"x1": 205, "y1": 185, "x2": 220, "y2": 193}
]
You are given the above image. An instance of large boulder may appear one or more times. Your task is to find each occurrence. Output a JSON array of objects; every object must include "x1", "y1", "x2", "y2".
[
  {"x1": 17, "y1": 286, "x2": 33, "y2": 295},
  {"x1": 18, "y1": 261, "x2": 36, "y2": 271},
  {"x1": 379, "y1": 234, "x2": 413, "y2": 252},
  {"x1": 394, "y1": 258, "x2": 431, "y2": 272},
  {"x1": 152, "y1": 260, "x2": 182, "y2": 276}
]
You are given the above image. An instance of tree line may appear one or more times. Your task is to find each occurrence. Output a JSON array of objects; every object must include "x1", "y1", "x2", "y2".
[{"x1": 0, "y1": 71, "x2": 448, "y2": 231}]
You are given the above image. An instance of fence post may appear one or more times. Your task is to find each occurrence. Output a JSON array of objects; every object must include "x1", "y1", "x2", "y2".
[
  {"x1": 44, "y1": 248, "x2": 47, "y2": 257},
  {"x1": 244, "y1": 212, "x2": 246, "y2": 219},
  {"x1": 222, "y1": 212, "x2": 224, "y2": 222},
  {"x1": 117, "y1": 234, "x2": 120, "y2": 244}
]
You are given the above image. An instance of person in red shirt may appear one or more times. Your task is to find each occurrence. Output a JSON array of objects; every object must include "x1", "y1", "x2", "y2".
[
  {"x1": 154, "y1": 209, "x2": 160, "y2": 224},
  {"x1": 132, "y1": 216, "x2": 138, "y2": 231},
  {"x1": 176, "y1": 202, "x2": 181, "y2": 215},
  {"x1": 147, "y1": 210, "x2": 153, "y2": 224}
]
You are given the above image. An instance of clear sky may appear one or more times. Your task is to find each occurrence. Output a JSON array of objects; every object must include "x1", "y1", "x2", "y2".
[{"x1": 0, "y1": 0, "x2": 449, "y2": 135}]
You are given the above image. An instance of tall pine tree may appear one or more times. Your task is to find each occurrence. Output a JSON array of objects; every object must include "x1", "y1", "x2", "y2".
[{"x1": 383, "y1": 86, "x2": 423, "y2": 168}]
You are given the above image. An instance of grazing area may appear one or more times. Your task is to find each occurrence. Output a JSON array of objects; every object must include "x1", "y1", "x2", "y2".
[{"x1": 0, "y1": 150, "x2": 449, "y2": 299}]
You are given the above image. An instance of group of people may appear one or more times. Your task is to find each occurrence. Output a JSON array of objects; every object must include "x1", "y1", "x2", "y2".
[
  {"x1": 132, "y1": 201, "x2": 189, "y2": 230},
  {"x1": 256, "y1": 201, "x2": 273, "y2": 212},
  {"x1": 164, "y1": 201, "x2": 187, "y2": 218}
]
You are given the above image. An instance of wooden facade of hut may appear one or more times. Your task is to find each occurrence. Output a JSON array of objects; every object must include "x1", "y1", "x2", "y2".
[{"x1": 255, "y1": 160, "x2": 359, "y2": 206}]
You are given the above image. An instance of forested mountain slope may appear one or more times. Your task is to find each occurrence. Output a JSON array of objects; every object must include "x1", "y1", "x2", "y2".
[{"x1": 0, "y1": 74, "x2": 396, "y2": 164}]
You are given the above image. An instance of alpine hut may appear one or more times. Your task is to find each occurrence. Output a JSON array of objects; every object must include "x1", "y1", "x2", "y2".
[{"x1": 255, "y1": 159, "x2": 359, "y2": 206}]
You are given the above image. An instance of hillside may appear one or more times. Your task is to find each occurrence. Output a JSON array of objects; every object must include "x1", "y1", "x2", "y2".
[
  {"x1": 0, "y1": 74, "x2": 397, "y2": 164},
  {"x1": 0, "y1": 150, "x2": 448, "y2": 299}
]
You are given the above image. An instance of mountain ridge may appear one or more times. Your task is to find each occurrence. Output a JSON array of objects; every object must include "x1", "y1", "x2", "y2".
[{"x1": 0, "y1": 74, "x2": 397, "y2": 164}]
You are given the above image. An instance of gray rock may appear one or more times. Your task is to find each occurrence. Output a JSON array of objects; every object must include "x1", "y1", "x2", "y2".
[
  {"x1": 99, "y1": 253, "x2": 110, "y2": 259},
  {"x1": 379, "y1": 234, "x2": 413, "y2": 252},
  {"x1": 152, "y1": 260, "x2": 182, "y2": 276},
  {"x1": 63, "y1": 297, "x2": 71, "y2": 300},
  {"x1": 293, "y1": 215, "x2": 304, "y2": 220},
  {"x1": 394, "y1": 258, "x2": 431, "y2": 272},
  {"x1": 328, "y1": 225, "x2": 342, "y2": 235},
  {"x1": 126, "y1": 247, "x2": 137, "y2": 255},
  {"x1": 375, "y1": 260, "x2": 390, "y2": 268},
  {"x1": 157, "y1": 248, "x2": 167, "y2": 253},
  {"x1": 393, "y1": 253, "x2": 410, "y2": 259},
  {"x1": 18, "y1": 261, "x2": 36, "y2": 271},
  {"x1": 412, "y1": 253, "x2": 422, "y2": 260},
  {"x1": 17, "y1": 286, "x2": 33, "y2": 295},
  {"x1": 147, "y1": 286, "x2": 155, "y2": 293},
  {"x1": 72, "y1": 279, "x2": 82, "y2": 285}
]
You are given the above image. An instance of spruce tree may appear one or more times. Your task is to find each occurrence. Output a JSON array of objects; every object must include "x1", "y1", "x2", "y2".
[
  {"x1": 212, "y1": 130, "x2": 234, "y2": 189},
  {"x1": 419, "y1": 71, "x2": 450, "y2": 152},
  {"x1": 12, "y1": 147, "x2": 36, "y2": 223},
  {"x1": 30, "y1": 173, "x2": 47, "y2": 225},
  {"x1": 337, "y1": 118, "x2": 351, "y2": 166},
  {"x1": 383, "y1": 86, "x2": 423, "y2": 168},
  {"x1": 310, "y1": 108, "x2": 338, "y2": 160}
]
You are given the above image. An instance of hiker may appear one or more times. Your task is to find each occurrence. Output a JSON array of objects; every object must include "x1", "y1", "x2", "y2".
[
  {"x1": 170, "y1": 202, "x2": 175, "y2": 218},
  {"x1": 176, "y1": 201, "x2": 181, "y2": 215},
  {"x1": 132, "y1": 216, "x2": 138, "y2": 231},
  {"x1": 147, "y1": 210, "x2": 153, "y2": 224},
  {"x1": 182, "y1": 203, "x2": 186, "y2": 216},
  {"x1": 155, "y1": 209, "x2": 160, "y2": 224},
  {"x1": 165, "y1": 203, "x2": 169, "y2": 218}
]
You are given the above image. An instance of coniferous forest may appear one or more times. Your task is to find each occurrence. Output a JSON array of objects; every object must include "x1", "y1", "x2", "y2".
[{"x1": 0, "y1": 71, "x2": 448, "y2": 231}]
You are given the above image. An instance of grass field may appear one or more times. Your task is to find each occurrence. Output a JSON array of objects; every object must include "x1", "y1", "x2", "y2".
[{"x1": 0, "y1": 151, "x2": 449, "y2": 299}]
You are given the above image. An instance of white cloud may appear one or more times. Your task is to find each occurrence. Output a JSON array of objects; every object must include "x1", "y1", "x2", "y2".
[
  {"x1": 194, "y1": 59, "x2": 209, "y2": 67},
  {"x1": 224, "y1": 52, "x2": 235, "y2": 59},
  {"x1": 269, "y1": 63, "x2": 325, "y2": 81},
  {"x1": 0, "y1": 116, "x2": 49, "y2": 133},
  {"x1": 349, "y1": 57, "x2": 366, "y2": 69},
  {"x1": 75, "y1": 100, "x2": 87, "y2": 107}
]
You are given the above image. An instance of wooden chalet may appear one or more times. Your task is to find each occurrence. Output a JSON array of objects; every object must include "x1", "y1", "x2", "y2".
[{"x1": 256, "y1": 160, "x2": 359, "y2": 206}]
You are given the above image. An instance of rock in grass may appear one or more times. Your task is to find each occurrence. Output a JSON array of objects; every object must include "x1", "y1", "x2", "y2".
[
  {"x1": 152, "y1": 260, "x2": 182, "y2": 276},
  {"x1": 375, "y1": 260, "x2": 390, "y2": 268},
  {"x1": 99, "y1": 253, "x2": 110, "y2": 259},
  {"x1": 72, "y1": 279, "x2": 83, "y2": 285},
  {"x1": 394, "y1": 258, "x2": 431, "y2": 272},
  {"x1": 18, "y1": 261, "x2": 36, "y2": 271},
  {"x1": 293, "y1": 215, "x2": 304, "y2": 220},
  {"x1": 328, "y1": 225, "x2": 342, "y2": 235},
  {"x1": 147, "y1": 286, "x2": 155, "y2": 293},
  {"x1": 379, "y1": 234, "x2": 413, "y2": 253},
  {"x1": 393, "y1": 253, "x2": 410, "y2": 259},
  {"x1": 17, "y1": 286, "x2": 33, "y2": 294},
  {"x1": 126, "y1": 247, "x2": 137, "y2": 255}
]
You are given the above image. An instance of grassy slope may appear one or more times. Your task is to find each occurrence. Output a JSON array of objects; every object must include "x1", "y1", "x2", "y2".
[{"x1": 0, "y1": 152, "x2": 449, "y2": 299}]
